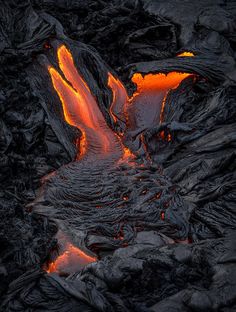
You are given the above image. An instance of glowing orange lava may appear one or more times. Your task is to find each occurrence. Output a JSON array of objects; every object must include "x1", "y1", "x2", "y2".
[
  {"x1": 107, "y1": 51, "x2": 195, "y2": 130},
  {"x1": 130, "y1": 72, "x2": 192, "y2": 125},
  {"x1": 47, "y1": 242, "x2": 96, "y2": 274},
  {"x1": 48, "y1": 45, "x2": 120, "y2": 157},
  {"x1": 131, "y1": 72, "x2": 191, "y2": 92},
  {"x1": 46, "y1": 48, "x2": 195, "y2": 274},
  {"x1": 177, "y1": 51, "x2": 195, "y2": 57},
  {"x1": 123, "y1": 146, "x2": 133, "y2": 157}
]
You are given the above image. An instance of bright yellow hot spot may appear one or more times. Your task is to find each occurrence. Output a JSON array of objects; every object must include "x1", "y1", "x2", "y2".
[{"x1": 177, "y1": 51, "x2": 195, "y2": 57}]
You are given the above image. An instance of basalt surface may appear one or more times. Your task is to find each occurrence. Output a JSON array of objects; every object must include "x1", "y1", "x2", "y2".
[{"x1": 0, "y1": 0, "x2": 236, "y2": 311}]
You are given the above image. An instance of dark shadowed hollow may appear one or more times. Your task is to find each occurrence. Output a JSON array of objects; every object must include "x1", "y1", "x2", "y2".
[{"x1": 0, "y1": 0, "x2": 236, "y2": 311}]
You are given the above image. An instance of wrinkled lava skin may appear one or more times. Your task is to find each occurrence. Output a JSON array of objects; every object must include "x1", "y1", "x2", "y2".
[{"x1": 0, "y1": 0, "x2": 236, "y2": 311}]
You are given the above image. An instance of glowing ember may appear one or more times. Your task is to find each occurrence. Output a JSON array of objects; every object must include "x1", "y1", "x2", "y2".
[
  {"x1": 123, "y1": 146, "x2": 135, "y2": 159},
  {"x1": 75, "y1": 132, "x2": 86, "y2": 159}
]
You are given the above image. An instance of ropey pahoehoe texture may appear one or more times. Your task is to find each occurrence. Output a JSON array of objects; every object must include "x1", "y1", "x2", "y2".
[{"x1": 0, "y1": 0, "x2": 236, "y2": 311}]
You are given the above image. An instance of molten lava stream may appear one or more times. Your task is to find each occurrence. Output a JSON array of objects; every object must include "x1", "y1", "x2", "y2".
[
  {"x1": 46, "y1": 45, "x2": 132, "y2": 274},
  {"x1": 48, "y1": 45, "x2": 122, "y2": 161}
]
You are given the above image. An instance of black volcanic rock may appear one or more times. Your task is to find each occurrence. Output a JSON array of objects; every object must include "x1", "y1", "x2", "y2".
[{"x1": 0, "y1": 0, "x2": 236, "y2": 311}]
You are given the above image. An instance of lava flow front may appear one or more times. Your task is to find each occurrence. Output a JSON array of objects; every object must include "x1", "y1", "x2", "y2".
[{"x1": 42, "y1": 44, "x2": 193, "y2": 274}]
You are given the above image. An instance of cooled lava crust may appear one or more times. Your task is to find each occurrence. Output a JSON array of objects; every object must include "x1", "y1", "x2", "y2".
[{"x1": 0, "y1": 0, "x2": 236, "y2": 311}]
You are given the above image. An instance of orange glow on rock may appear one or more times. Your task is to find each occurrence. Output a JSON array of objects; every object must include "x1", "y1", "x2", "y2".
[
  {"x1": 160, "y1": 130, "x2": 165, "y2": 140},
  {"x1": 75, "y1": 132, "x2": 86, "y2": 159},
  {"x1": 160, "y1": 94, "x2": 168, "y2": 124},
  {"x1": 44, "y1": 43, "x2": 51, "y2": 49},
  {"x1": 161, "y1": 212, "x2": 165, "y2": 220},
  {"x1": 108, "y1": 72, "x2": 128, "y2": 124},
  {"x1": 47, "y1": 242, "x2": 96, "y2": 274},
  {"x1": 123, "y1": 146, "x2": 135, "y2": 159}
]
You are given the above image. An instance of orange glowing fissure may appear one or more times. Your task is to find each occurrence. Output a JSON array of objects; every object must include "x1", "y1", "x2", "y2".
[{"x1": 46, "y1": 47, "x2": 193, "y2": 273}]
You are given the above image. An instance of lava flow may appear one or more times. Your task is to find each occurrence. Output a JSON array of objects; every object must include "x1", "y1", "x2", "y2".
[
  {"x1": 130, "y1": 71, "x2": 192, "y2": 125},
  {"x1": 108, "y1": 52, "x2": 194, "y2": 150},
  {"x1": 48, "y1": 45, "x2": 121, "y2": 159},
  {"x1": 44, "y1": 45, "x2": 193, "y2": 274},
  {"x1": 45, "y1": 45, "x2": 131, "y2": 274}
]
